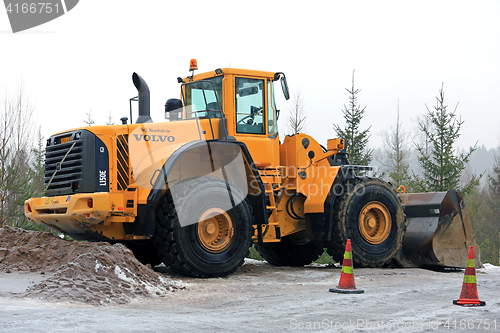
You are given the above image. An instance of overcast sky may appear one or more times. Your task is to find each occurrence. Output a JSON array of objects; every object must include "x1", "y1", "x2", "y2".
[{"x1": 1, "y1": 0, "x2": 499, "y2": 150}]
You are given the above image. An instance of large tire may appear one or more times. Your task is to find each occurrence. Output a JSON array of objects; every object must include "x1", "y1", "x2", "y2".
[
  {"x1": 153, "y1": 177, "x2": 253, "y2": 277},
  {"x1": 255, "y1": 231, "x2": 324, "y2": 266},
  {"x1": 326, "y1": 178, "x2": 405, "y2": 267}
]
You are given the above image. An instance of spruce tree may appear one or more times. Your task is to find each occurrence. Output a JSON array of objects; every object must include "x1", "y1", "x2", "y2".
[
  {"x1": 106, "y1": 110, "x2": 115, "y2": 125},
  {"x1": 333, "y1": 70, "x2": 372, "y2": 165},
  {"x1": 381, "y1": 102, "x2": 411, "y2": 188},
  {"x1": 466, "y1": 153, "x2": 500, "y2": 265},
  {"x1": 482, "y1": 156, "x2": 500, "y2": 264},
  {"x1": 288, "y1": 90, "x2": 306, "y2": 135},
  {"x1": 412, "y1": 83, "x2": 480, "y2": 193},
  {"x1": 84, "y1": 108, "x2": 95, "y2": 126}
]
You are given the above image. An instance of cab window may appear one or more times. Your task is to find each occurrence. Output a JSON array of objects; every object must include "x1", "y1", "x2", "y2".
[
  {"x1": 235, "y1": 77, "x2": 265, "y2": 134},
  {"x1": 184, "y1": 76, "x2": 223, "y2": 119},
  {"x1": 267, "y1": 80, "x2": 278, "y2": 135}
]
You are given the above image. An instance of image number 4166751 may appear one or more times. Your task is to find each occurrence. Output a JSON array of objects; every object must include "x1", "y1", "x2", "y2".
[{"x1": 3, "y1": 0, "x2": 79, "y2": 33}]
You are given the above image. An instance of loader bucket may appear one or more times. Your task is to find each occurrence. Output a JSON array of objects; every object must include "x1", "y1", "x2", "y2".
[{"x1": 395, "y1": 190, "x2": 481, "y2": 269}]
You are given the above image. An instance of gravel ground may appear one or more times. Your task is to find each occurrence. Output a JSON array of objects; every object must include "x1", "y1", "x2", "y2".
[
  {"x1": 1, "y1": 226, "x2": 499, "y2": 332},
  {"x1": 1, "y1": 260, "x2": 499, "y2": 332}
]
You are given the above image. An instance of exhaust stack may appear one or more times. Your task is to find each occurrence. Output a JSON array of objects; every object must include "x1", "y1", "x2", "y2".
[{"x1": 132, "y1": 72, "x2": 152, "y2": 123}]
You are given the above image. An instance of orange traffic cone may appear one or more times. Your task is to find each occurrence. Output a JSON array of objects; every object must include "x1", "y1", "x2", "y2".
[
  {"x1": 453, "y1": 246, "x2": 485, "y2": 306},
  {"x1": 329, "y1": 239, "x2": 364, "y2": 294}
]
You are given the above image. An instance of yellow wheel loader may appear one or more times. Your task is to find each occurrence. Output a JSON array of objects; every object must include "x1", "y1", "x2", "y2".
[{"x1": 24, "y1": 60, "x2": 480, "y2": 277}]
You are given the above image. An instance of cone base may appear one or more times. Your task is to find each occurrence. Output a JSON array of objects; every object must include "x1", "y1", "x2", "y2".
[
  {"x1": 329, "y1": 287, "x2": 364, "y2": 294},
  {"x1": 453, "y1": 299, "x2": 486, "y2": 307}
]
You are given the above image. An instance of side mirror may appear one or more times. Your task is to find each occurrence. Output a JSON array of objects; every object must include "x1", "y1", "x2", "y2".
[
  {"x1": 274, "y1": 72, "x2": 290, "y2": 100},
  {"x1": 281, "y1": 76, "x2": 290, "y2": 100}
]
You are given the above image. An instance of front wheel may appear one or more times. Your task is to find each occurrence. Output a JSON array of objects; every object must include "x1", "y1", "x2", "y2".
[
  {"x1": 326, "y1": 178, "x2": 405, "y2": 267},
  {"x1": 153, "y1": 177, "x2": 253, "y2": 277}
]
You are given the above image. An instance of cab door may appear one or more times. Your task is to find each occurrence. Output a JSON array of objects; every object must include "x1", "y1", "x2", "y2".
[{"x1": 232, "y1": 77, "x2": 279, "y2": 168}]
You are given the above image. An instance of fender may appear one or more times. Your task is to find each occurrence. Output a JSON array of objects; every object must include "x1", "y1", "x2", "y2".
[
  {"x1": 305, "y1": 165, "x2": 372, "y2": 242},
  {"x1": 125, "y1": 139, "x2": 267, "y2": 236}
]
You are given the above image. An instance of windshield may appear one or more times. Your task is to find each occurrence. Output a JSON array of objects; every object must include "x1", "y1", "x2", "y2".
[
  {"x1": 267, "y1": 80, "x2": 278, "y2": 136},
  {"x1": 183, "y1": 76, "x2": 223, "y2": 119}
]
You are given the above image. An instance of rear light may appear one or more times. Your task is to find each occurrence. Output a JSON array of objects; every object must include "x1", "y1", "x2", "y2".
[{"x1": 87, "y1": 198, "x2": 93, "y2": 208}]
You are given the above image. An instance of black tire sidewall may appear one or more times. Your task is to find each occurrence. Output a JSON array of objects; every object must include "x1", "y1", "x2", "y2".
[
  {"x1": 169, "y1": 178, "x2": 252, "y2": 276},
  {"x1": 340, "y1": 180, "x2": 404, "y2": 266}
]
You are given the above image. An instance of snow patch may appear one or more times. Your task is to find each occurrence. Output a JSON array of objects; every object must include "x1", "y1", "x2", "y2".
[
  {"x1": 243, "y1": 258, "x2": 267, "y2": 266},
  {"x1": 114, "y1": 265, "x2": 133, "y2": 282},
  {"x1": 478, "y1": 263, "x2": 500, "y2": 275},
  {"x1": 95, "y1": 260, "x2": 102, "y2": 272}
]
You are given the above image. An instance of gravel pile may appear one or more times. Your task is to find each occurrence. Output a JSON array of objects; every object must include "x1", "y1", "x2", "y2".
[{"x1": 0, "y1": 226, "x2": 186, "y2": 305}]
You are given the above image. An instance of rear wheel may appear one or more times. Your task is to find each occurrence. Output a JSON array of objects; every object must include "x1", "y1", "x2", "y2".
[
  {"x1": 326, "y1": 178, "x2": 405, "y2": 267},
  {"x1": 255, "y1": 231, "x2": 324, "y2": 266},
  {"x1": 153, "y1": 177, "x2": 253, "y2": 277},
  {"x1": 123, "y1": 240, "x2": 162, "y2": 267}
]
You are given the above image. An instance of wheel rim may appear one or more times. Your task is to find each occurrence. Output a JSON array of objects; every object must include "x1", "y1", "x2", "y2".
[
  {"x1": 358, "y1": 202, "x2": 391, "y2": 245},
  {"x1": 197, "y1": 208, "x2": 234, "y2": 253}
]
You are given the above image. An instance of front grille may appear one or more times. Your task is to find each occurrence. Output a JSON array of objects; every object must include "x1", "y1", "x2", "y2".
[
  {"x1": 44, "y1": 131, "x2": 85, "y2": 196},
  {"x1": 117, "y1": 135, "x2": 129, "y2": 190},
  {"x1": 44, "y1": 130, "x2": 109, "y2": 197}
]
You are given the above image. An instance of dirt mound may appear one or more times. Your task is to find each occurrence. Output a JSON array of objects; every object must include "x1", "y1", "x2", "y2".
[{"x1": 0, "y1": 226, "x2": 186, "y2": 305}]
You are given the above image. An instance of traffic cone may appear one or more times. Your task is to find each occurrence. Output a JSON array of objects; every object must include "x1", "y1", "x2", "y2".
[
  {"x1": 453, "y1": 246, "x2": 485, "y2": 306},
  {"x1": 329, "y1": 239, "x2": 364, "y2": 294}
]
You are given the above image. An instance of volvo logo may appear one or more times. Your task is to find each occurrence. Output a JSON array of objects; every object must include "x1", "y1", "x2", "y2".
[{"x1": 132, "y1": 134, "x2": 175, "y2": 143}]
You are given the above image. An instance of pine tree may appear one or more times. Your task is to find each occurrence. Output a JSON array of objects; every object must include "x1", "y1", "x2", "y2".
[
  {"x1": 412, "y1": 83, "x2": 480, "y2": 193},
  {"x1": 333, "y1": 70, "x2": 372, "y2": 165},
  {"x1": 84, "y1": 108, "x2": 95, "y2": 126},
  {"x1": 482, "y1": 156, "x2": 500, "y2": 264},
  {"x1": 466, "y1": 152, "x2": 500, "y2": 265},
  {"x1": 105, "y1": 110, "x2": 115, "y2": 125},
  {"x1": 288, "y1": 90, "x2": 306, "y2": 135},
  {"x1": 381, "y1": 102, "x2": 411, "y2": 188}
]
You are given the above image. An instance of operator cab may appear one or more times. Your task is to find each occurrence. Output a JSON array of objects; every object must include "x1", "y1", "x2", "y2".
[{"x1": 165, "y1": 60, "x2": 290, "y2": 167}]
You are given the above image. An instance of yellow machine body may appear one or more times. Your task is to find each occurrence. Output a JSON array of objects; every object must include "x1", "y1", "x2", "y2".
[
  {"x1": 25, "y1": 67, "x2": 338, "y2": 241},
  {"x1": 24, "y1": 63, "x2": 480, "y2": 276}
]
